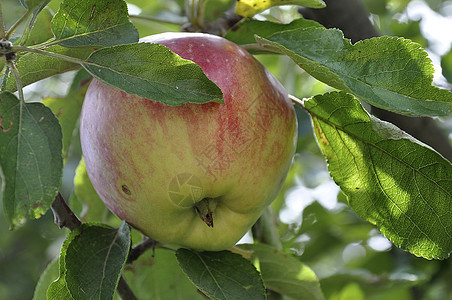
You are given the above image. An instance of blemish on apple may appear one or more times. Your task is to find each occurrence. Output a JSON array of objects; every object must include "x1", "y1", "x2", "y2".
[{"x1": 121, "y1": 184, "x2": 132, "y2": 195}]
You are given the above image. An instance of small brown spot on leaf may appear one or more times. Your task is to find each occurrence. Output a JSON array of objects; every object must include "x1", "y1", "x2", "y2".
[
  {"x1": 0, "y1": 111, "x2": 14, "y2": 133},
  {"x1": 315, "y1": 125, "x2": 329, "y2": 146},
  {"x1": 89, "y1": 4, "x2": 96, "y2": 21},
  {"x1": 55, "y1": 108, "x2": 64, "y2": 118}
]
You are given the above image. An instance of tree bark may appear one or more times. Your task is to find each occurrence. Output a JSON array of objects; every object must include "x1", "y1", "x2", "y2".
[{"x1": 300, "y1": 0, "x2": 452, "y2": 162}]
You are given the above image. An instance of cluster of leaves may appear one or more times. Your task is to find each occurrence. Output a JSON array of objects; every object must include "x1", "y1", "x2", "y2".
[{"x1": 0, "y1": 0, "x2": 451, "y2": 299}]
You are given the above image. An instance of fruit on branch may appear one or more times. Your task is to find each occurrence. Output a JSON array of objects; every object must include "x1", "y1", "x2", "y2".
[{"x1": 80, "y1": 32, "x2": 297, "y2": 251}]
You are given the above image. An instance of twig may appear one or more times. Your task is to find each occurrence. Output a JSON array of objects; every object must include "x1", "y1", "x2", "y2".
[
  {"x1": 127, "y1": 237, "x2": 158, "y2": 264},
  {"x1": 117, "y1": 276, "x2": 138, "y2": 300},
  {"x1": 182, "y1": 5, "x2": 242, "y2": 36},
  {"x1": 50, "y1": 192, "x2": 82, "y2": 231}
]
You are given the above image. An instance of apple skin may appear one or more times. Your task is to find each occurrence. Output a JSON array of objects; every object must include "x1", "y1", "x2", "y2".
[{"x1": 80, "y1": 32, "x2": 297, "y2": 251}]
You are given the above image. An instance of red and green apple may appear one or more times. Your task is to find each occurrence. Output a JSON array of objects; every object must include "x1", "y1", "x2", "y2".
[{"x1": 80, "y1": 32, "x2": 297, "y2": 251}]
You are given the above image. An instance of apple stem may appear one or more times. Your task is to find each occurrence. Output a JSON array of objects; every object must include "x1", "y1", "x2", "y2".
[{"x1": 194, "y1": 198, "x2": 217, "y2": 227}]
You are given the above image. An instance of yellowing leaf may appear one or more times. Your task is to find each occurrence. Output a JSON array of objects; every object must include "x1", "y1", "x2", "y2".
[{"x1": 235, "y1": 0, "x2": 325, "y2": 18}]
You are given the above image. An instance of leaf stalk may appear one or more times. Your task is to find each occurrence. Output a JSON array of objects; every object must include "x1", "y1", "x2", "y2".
[
  {"x1": 6, "y1": 9, "x2": 34, "y2": 40},
  {"x1": 12, "y1": 45, "x2": 86, "y2": 64},
  {"x1": 0, "y1": 1, "x2": 6, "y2": 38},
  {"x1": 7, "y1": 61, "x2": 24, "y2": 102}
]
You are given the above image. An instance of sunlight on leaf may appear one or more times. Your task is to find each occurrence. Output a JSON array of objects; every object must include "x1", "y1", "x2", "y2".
[
  {"x1": 69, "y1": 158, "x2": 108, "y2": 223},
  {"x1": 304, "y1": 91, "x2": 452, "y2": 259},
  {"x1": 51, "y1": 0, "x2": 138, "y2": 47}
]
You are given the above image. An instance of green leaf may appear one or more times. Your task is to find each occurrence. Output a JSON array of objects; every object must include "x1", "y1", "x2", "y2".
[
  {"x1": 42, "y1": 78, "x2": 87, "y2": 159},
  {"x1": 47, "y1": 224, "x2": 79, "y2": 300},
  {"x1": 123, "y1": 248, "x2": 205, "y2": 299},
  {"x1": 22, "y1": 6, "x2": 54, "y2": 46},
  {"x1": 0, "y1": 92, "x2": 63, "y2": 229},
  {"x1": 176, "y1": 249, "x2": 266, "y2": 300},
  {"x1": 66, "y1": 68, "x2": 92, "y2": 96},
  {"x1": 257, "y1": 28, "x2": 452, "y2": 116},
  {"x1": 33, "y1": 258, "x2": 59, "y2": 300},
  {"x1": 48, "y1": 222, "x2": 131, "y2": 300},
  {"x1": 51, "y1": 0, "x2": 139, "y2": 47},
  {"x1": 5, "y1": 45, "x2": 94, "y2": 92},
  {"x1": 70, "y1": 158, "x2": 109, "y2": 223},
  {"x1": 47, "y1": 276, "x2": 74, "y2": 300},
  {"x1": 238, "y1": 243, "x2": 325, "y2": 300},
  {"x1": 304, "y1": 91, "x2": 452, "y2": 259},
  {"x1": 224, "y1": 18, "x2": 322, "y2": 51},
  {"x1": 82, "y1": 43, "x2": 224, "y2": 106},
  {"x1": 66, "y1": 222, "x2": 131, "y2": 300},
  {"x1": 235, "y1": 0, "x2": 325, "y2": 18}
]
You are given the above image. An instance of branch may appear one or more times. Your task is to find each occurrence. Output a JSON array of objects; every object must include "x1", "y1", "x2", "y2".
[
  {"x1": 117, "y1": 276, "x2": 138, "y2": 300},
  {"x1": 50, "y1": 192, "x2": 82, "y2": 231},
  {"x1": 127, "y1": 237, "x2": 157, "y2": 264},
  {"x1": 182, "y1": 6, "x2": 242, "y2": 36}
]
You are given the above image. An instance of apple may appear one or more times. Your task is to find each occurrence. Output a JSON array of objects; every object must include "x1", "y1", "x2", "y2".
[{"x1": 80, "y1": 32, "x2": 297, "y2": 251}]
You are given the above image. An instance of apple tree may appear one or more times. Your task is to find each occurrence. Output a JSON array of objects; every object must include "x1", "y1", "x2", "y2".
[{"x1": 0, "y1": 0, "x2": 452, "y2": 299}]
